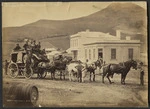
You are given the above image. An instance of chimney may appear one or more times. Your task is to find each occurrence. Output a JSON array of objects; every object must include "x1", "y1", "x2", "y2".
[
  {"x1": 126, "y1": 36, "x2": 131, "y2": 40},
  {"x1": 116, "y1": 30, "x2": 121, "y2": 39}
]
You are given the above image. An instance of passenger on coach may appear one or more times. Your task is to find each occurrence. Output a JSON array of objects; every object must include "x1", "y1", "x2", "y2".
[
  {"x1": 37, "y1": 42, "x2": 41, "y2": 50},
  {"x1": 23, "y1": 41, "x2": 29, "y2": 51},
  {"x1": 13, "y1": 44, "x2": 22, "y2": 51}
]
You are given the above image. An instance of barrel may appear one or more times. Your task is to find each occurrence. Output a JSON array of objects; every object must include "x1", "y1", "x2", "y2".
[{"x1": 3, "y1": 82, "x2": 39, "y2": 107}]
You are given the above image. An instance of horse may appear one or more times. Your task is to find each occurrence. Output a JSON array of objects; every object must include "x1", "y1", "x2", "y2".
[
  {"x1": 102, "y1": 60, "x2": 137, "y2": 85},
  {"x1": 67, "y1": 60, "x2": 100, "y2": 82},
  {"x1": 85, "y1": 61, "x2": 98, "y2": 82},
  {"x1": 44, "y1": 61, "x2": 56, "y2": 80},
  {"x1": 95, "y1": 59, "x2": 103, "y2": 69},
  {"x1": 27, "y1": 52, "x2": 50, "y2": 79},
  {"x1": 67, "y1": 61, "x2": 86, "y2": 82},
  {"x1": 51, "y1": 55, "x2": 72, "y2": 80}
]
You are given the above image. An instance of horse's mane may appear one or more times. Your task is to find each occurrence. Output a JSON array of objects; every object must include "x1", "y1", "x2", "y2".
[{"x1": 119, "y1": 60, "x2": 135, "y2": 68}]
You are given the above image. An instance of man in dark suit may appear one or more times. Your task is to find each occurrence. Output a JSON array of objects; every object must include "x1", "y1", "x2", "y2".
[
  {"x1": 139, "y1": 62, "x2": 144, "y2": 86},
  {"x1": 13, "y1": 44, "x2": 21, "y2": 51},
  {"x1": 75, "y1": 60, "x2": 84, "y2": 82},
  {"x1": 4, "y1": 60, "x2": 9, "y2": 75}
]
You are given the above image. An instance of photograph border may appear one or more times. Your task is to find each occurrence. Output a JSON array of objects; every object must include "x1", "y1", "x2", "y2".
[{"x1": 0, "y1": 0, "x2": 149, "y2": 108}]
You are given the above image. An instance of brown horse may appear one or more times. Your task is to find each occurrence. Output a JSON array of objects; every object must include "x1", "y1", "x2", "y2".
[
  {"x1": 102, "y1": 60, "x2": 137, "y2": 84},
  {"x1": 86, "y1": 62, "x2": 98, "y2": 82},
  {"x1": 52, "y1": 55, "x2": 72, "y2": 80}
]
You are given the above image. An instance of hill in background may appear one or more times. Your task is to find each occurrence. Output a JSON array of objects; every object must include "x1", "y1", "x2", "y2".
[{"x1": 2, "y1": 3, "x2": 147, "y2": 60}]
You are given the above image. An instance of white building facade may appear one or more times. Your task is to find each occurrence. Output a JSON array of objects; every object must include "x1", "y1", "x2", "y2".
[{"x1": 69, "y1": 30, "x2": 141, "y2": 63}]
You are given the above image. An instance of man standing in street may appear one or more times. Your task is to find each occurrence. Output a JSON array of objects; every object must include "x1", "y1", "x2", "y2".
[
  {"x1": 139, "y1": 62, "x2": 144, "y2": 86},
  {"x1": 75, "y1": 60, "x2": 84, "y2": 82},
  {"x1": 4, "y1": 60, "x2": 9, "y2": 75}
]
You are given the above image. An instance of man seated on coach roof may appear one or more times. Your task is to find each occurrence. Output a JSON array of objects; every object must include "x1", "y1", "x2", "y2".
[
  {"x1": 13, "y1": 43, "x2": 22, "y2": 51},
  {"x1": 36, "y1": 42, "x2": 41, "y2": 51},
  {"x1": 31, "y1": 40, "x2": 37, "y2": 52},
  {"x1": 23, "y1": 41, "x2": 29, "y2": 51}
]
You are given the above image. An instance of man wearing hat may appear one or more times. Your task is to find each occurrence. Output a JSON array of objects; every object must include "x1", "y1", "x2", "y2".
[
  {"x1": 13, "y1": 44, "x2": 21, "y2": 51},
  {"x1": 23, "y1": 41, "x2": 29, "y2": 51},
  {"x1": 75, "y1": 60, "x2": 84, "y2": 82},
  {"x1": 139, "y1": 62, "x2": 144, "y2": 86},
  {"x1": 4, "y1": 60, "x2": 9, "y2": 75}
]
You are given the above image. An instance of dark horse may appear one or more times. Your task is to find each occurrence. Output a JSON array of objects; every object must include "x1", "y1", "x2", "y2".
[
  {"x1": 49, "y1": 55, "x2": 72, "y2": 80},
  {"x1": 102, "y1": 60, "x2": 137, "y2": 84},
  {"x1": 31, "y1": 53, "x2": 50, "y2": 78},
  {"x1": 85, "y1": 60, "x2": 102, "y2": 82}
]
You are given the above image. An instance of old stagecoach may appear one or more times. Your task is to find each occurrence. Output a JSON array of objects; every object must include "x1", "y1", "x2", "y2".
[{"x1": 8, "y1": 50, "x2": 49, "y2": 79}]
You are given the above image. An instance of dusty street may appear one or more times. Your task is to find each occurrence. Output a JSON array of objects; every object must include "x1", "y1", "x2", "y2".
[{"x1": 3, "y1": 68, "x2": 148, "y2": 107}]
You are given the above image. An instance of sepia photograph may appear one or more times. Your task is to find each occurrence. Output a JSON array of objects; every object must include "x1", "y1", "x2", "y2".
[{"x1": 2, "y1": 1, "x2": 148, "y2": 107}]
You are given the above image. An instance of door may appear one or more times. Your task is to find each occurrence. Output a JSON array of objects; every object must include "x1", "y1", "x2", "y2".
[
  {"x1": 98, "y1": 48, "x2": 103, "y2": 59},
  {"x1": 73, "y1": 50, "x2": 78, "y2": 60}
]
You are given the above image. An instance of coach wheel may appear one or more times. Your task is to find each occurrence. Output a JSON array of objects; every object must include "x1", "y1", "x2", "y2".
[{"x1": 8, "y1": 63, "x2": 19, "y2": 78}]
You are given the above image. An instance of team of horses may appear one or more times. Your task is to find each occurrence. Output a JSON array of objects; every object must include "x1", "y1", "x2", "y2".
[{"x1": 24, "y1": 51, "x2": 138, "y2": 85}]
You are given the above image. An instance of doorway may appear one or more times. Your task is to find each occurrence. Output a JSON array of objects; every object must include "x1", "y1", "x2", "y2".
[
  {"x1": 72, "y1": 50, "x2": 78, "y2": 60},
  {"x1": 98, "y1": 48, "x2": 103, "y2": 59}
]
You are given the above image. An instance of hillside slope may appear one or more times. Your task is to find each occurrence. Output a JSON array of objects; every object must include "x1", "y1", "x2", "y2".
[{"x1": 2, "y1": 3, "x2": 147, "y2": 51}]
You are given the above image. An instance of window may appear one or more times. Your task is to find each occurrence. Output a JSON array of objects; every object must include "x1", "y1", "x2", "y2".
[
  {"x1": 128, "y1": 48, "x2": 133, "y2": 59},
  {"x1": 71, "y1": 40, "x2": 72, "y2": 47},
  {"x1": 111, "y1": 49, "x2": 116, "y2": 59},
  {"x1": 93, "y1": 49, "x2": 95, "y2": 59},
  {"x1": 73, "y1": 40, "x2": 75, "y2": 47},
  {"x1": 89, "y1": 49, "x2": 91, "y2": 60},
  {"x1": 85, "y1": 49, "x2": 87, "y2": 59},
  {"x1": 75, "y1": 40, "x2": 76, "y2": 46},
  {"x1": 98, "y1": 48, "x2": 103, "y2": 58}
]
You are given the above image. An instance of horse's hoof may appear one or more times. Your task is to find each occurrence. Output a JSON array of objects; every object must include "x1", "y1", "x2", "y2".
[{"x1": 111, "y1": 82, "x2": 114, "y2": 83}]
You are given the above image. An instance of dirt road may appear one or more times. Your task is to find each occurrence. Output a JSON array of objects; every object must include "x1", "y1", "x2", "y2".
[{"x1": 3, "y1": 69, "x2": 148, "y2": 107}]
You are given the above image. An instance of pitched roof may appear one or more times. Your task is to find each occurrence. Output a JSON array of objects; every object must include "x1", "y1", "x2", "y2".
[{"x1": 70, "y1": 30, "x2": 120, "y2": 40}]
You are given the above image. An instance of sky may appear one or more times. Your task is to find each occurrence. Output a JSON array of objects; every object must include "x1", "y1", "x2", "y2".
[{"x1": 2, "y1": 2, "x2": 147, "y2": 27}]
